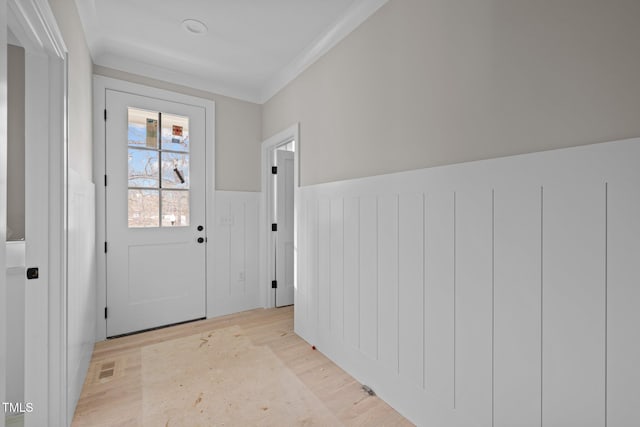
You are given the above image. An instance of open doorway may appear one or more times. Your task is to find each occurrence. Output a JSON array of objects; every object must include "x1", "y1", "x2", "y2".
[
  {"x1": 3, "y1": 1, "x2": 70, "y2": 425},
  {"x1": 5, "y1": 33, "x2": 26, "y2": 427},
  {"x1": 260, "y1": 124, "x2": 299, "y2": 309},
  {"x1": 272, "y1": 142, "x2": 295, "y2": 307}
]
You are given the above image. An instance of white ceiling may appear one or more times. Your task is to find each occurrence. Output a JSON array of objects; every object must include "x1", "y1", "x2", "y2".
[{"x1": 75, "y1": 0, "x2": 388, "y2": 103}]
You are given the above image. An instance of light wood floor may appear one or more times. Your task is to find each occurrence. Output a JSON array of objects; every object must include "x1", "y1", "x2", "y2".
[{"x1": 72, "y1": 306, "x2": 413, "y2": 426}]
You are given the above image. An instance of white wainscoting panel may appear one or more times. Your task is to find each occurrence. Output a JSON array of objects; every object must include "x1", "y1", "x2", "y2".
[
  {"x1": 67, "y1": 169, "x2": 96, "y2": 420},
  {"x1": 425, "y1": 191, "x2": 455, "y2": 410},
  {"x1": 329, "y1": 198, "x2": 344, "y2": 340},
  {"x1": 295, "y1": 138, "x2": 640, "y2": 427},
  {"x1": 378, "y1": 194, "x2": 398, "y2": 374},
  {"x1": 398, "y1": 193, "x2": 424, "y2": 389},
  {"x1": 307, "y1": 198, "x2": 319, "y2": 335},
  {"x1": 210, "y1": 191, "x2": 260, "y2": 317},
  {"x1": 543, "y1": 179, "x2": 606, "y2": 427},
  {"x1": 318, "y1": 199, "x2": 331, "y2": 332},
  {"x1": 455, "y1": 188, "x2": 493, "y2": 425},
  {"x1": 607, "y1": 164, "x2": 640, "y2": 427},
  {"x1": 295, "y1": 196, "x2": 308, "y2": 336},
  {"x1": 493, "y1": 184, "x2": 541, "y2": 427},
  {"x1": 343, "y1": 197, "x2": 360, "y2": 349},
  {"x1": 359, "y1": 195, "x2": 378, "y2": 361},
  {"x1": 6, "y1": 242, "x2": 25, "y2": 407}
]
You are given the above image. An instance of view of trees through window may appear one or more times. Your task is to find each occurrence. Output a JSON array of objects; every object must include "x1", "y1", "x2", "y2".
[{"x1": 127, "y1": 107, "x2": 190, "y2": 228}]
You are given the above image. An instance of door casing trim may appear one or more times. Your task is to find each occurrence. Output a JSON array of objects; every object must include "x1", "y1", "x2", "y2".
[
  {"x1": 4, "y1": 0, "x2": 69, "y2": 425},
  {"x1": 259, "y1": 124, "x2": 300, "y2": 309},
  {"x1": 93, "y1": 76, "x2": 215, "y2": 341}
]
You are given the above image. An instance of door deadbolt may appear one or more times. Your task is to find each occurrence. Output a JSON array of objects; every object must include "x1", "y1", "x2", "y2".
[
  {"x1": 26, "y1": 267, "x2": 39, "y2": 280},
  {"x1": 197, "y1": 225, "x2": 204, "y2": 231}
]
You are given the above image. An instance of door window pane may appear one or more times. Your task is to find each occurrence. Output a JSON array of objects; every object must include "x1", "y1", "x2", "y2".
[
  {"x1": 161, "y1": 152, "x2": 189, "y2": 189},
  {"x1": 128, "y1": 189, "x2": 159, "y2": 228},
  {"x1": 128, "y1": 148, "x2": 159, "y2": 188},
  {"x1": 127, "y1": 107, "x2": 191, "y2": 228},
  {"x1": 161, "y1": 113, "x2": 189, "y2": 152},
  {"x1": 162, "y1": 191, "x2": 189, "y2": 227},
  {"x1": 128, "y1": 108, "x2": 159, "y2": 149}
]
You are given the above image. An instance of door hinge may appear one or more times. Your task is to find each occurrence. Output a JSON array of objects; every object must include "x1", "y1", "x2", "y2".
[
  {"x1": 104, "y1": 174, "x2": 107, "y2": 186},
  {"x1": 104, "y1": 109, "x2": 107, "y2": 121},
  {"x1": 272, "y1": 166, "x2": 277, "y2": 174},
  {"x1": 272, "y1": 280, "x2": 278, "y2": 289},
  {"x1": 104, "y1": 307, "x2": 108, "y2": 319},
  {"x1": 271, "y1": 223, "x2": 278, "y2": 232},
  {"x1": 104, "y1": 242, "x2": 108, "y2": 253}
]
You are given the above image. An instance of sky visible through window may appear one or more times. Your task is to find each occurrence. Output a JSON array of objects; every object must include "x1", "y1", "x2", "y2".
[{"x1": 127, "y1": 108, "x2": 190, "y2": 227}]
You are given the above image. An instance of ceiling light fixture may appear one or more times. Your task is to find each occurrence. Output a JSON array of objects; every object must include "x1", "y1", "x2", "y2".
[{"x1": 182, "y1": 19, "x2": 208, "y2": 35}]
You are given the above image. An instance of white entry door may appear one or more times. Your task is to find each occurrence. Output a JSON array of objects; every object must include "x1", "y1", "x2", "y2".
[
  {"x1": 105, "y1": 89, "x2": 207, "y2": 337},
  {"x1": 275, "y1": 149, "x2": 295, "y2": 307}
]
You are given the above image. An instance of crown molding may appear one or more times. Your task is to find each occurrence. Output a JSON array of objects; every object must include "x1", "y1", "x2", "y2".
[
  {"x1": 86, "y1": 0, "x2": 389, "y2": 105},
  {"x1": 259, "y1": 0, "x2": 389, "y2": 104},
  {"x1": 8, "y1": 0, "x2": 67, "y2": 58},
  {"x1": 94, "y1": 52, "x2": 263, "y2": 103}
]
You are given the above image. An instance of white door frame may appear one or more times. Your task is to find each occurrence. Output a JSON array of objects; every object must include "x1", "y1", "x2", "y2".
[
  {"x1": 3, "y1": 0, "x2": 69, "y2": 425},
  {"x1": 259, "y1": 124, "x2": 299, "y2": 309},
  {"x1": 0, "y1": 3, "x2": 7, "y2": 425},
  {"x1": 93, "y1": 76, "x2": 216, "y2": 341}
]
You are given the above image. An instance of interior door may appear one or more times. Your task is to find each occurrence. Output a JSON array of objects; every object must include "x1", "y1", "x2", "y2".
[
  {"x1": 105, "y1": 89, "x2": 207, "y2": 337},
  {"x1": 275, "y1": 149, "x2": 294, "y2": 307}
]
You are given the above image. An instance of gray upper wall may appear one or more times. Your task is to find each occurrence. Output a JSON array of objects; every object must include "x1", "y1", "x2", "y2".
[
  {"x1": 50, "y1": 0, "x2": 94, "y2": 182},
  {"x1": 46, "y1": 0, "x2": 640, "y2": 190},
  {"x1": 93, "y1": 66, "x2": 263, "y2": 192},
  {"x1": 263, "y1": 0, "x2": 640, "y2": 186}
]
